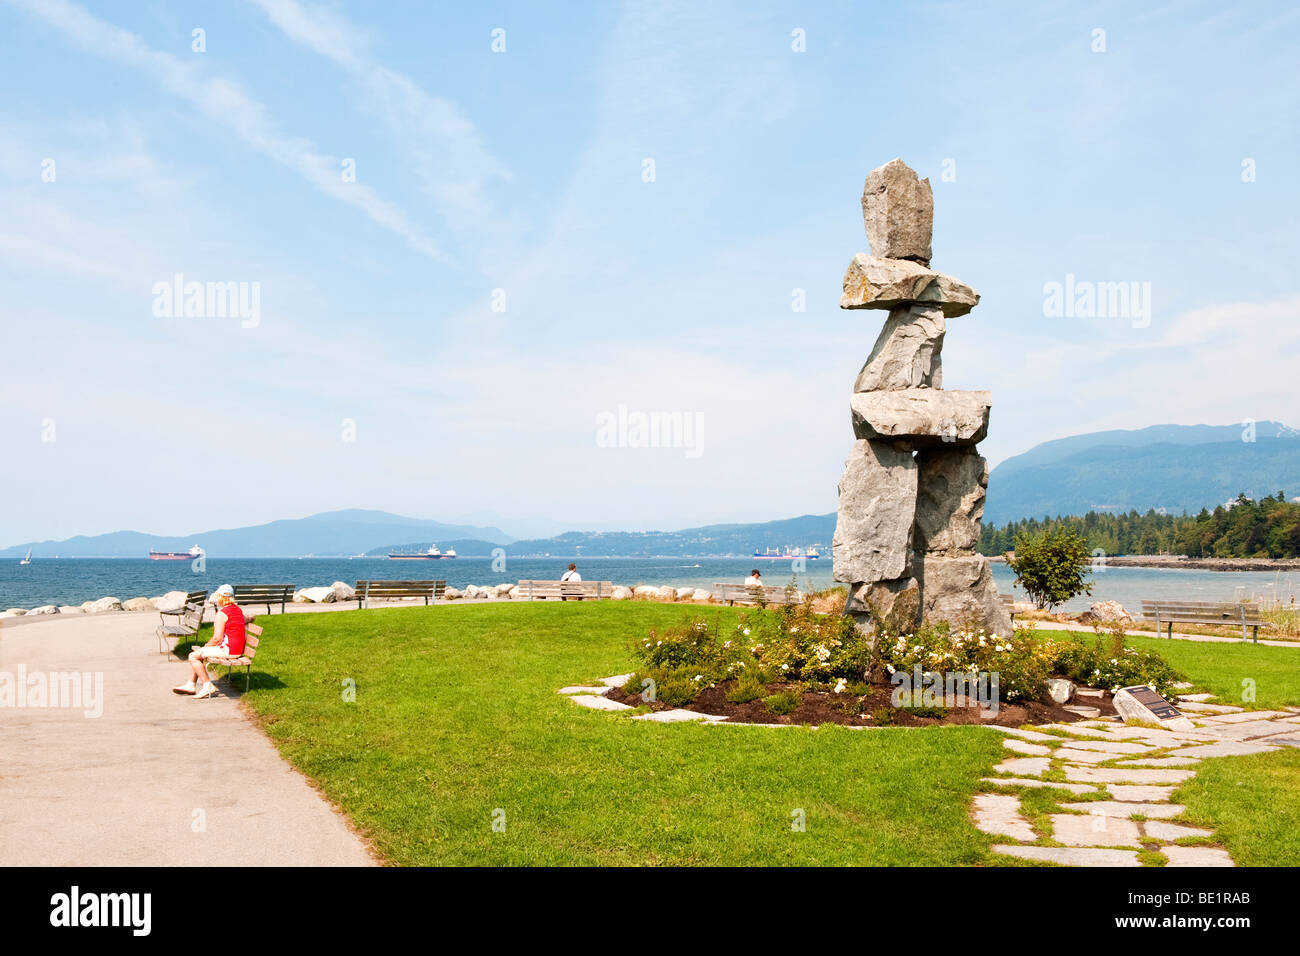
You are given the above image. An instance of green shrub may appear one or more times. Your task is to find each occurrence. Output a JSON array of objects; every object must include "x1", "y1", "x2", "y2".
[
  {"x1": 725, "y1": 675, "x2": 766, "y2": 704},
  {"x1": 654, "y1": 671, "x2": 705, "y2": 707},
  {"x1": 870, "y1": 706, "x2": 897, "y2": 725},
  {"x1": 1048, "y1": 636, "x2": 1184, "y2": 696},
  {"x1": 1006, "y1": 527, "x2": 1094, "y2": 610},
  {"x1": 871, "y1": 619, "x2": 1054, "y2": 703},
  {"x1": 763, "y1": 690, "x2": 802, "y2": 716}
]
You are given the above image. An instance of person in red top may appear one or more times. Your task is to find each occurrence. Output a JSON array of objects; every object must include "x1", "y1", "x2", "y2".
[{"x1": 173, "y1": 584, "x2": 246, "y2": 699}]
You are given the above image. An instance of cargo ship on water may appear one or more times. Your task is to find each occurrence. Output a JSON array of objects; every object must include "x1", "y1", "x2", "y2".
[
  {"x1": 149, "y1": 544, "x2": 204, "y2": 561},
  {"x1": 388, "y1": 545, "x2": 457, "y2": 560},
  {"x1": 752, "y1": 546, "x2": 821, "y2": 560}
]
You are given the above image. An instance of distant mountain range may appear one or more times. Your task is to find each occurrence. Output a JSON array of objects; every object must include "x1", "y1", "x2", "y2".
[
  {"x1": 984, "y1": 421, "x2": 1300, "y2": 524},
  {"x1": 367, "y1": 514, "x2": 837, "y2": 558},
  {"x1": 8, "y1": 422, "x2": 1298, "y2": 558},
  {"x1": 0, "y1": 510, "x2": 514, "y2": 558}
]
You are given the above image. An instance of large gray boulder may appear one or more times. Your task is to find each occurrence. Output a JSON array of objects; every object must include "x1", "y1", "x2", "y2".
[
  {"x1": 840, "y1": 254, "x2": 978, "y2": 317},
  {"x1": 122, "y1": 597, "x2": 153, "y2": 611},
  {"x1": 854, "y1": 305, "x2": 944, "y2": 392},
  {"x1": 845, "y1": 576, "x2": 921, "y2": 629},
  {"x1": 861, "y1": 158, "x2": 934, "y2": 264},
  {"x1": 913, "y1": 447, "x2": 988, "y2": 553},
  {"x1": 328, "y1": 581, "x2": 356, "y2": 602},
  {"x1": 28, "y1": 605, "x2": 59, "y2": 615},
  {"x1": 84, "y1": 596, "x2": 123, "y2": 614},
  {"x1": 850, "y1": 388, "x2": 990, "y2": 447},
  {"x1": 916, "y1": 554, "x2": 1013, "y2": 636},
  {"x1": 832, "y1": 439, "x2": 917, "y2": 584}
]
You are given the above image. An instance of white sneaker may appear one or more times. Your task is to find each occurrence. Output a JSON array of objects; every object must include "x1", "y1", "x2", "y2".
[
  {"x1": 172, "y1": 681, "x2": 196, "y2": 695},
  {"x1": 193, "y1": 682, "x2": 217, "y2": 700}
]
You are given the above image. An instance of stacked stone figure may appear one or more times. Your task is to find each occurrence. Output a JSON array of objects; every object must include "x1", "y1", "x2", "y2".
[{"x1": 833, "y1": 159, "x2": 1013, "y2": 638}]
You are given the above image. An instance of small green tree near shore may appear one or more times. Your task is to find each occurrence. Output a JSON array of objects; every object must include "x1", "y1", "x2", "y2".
[{"x1": 1007, "y1": 528, "x2": 1094, "y2": 610}]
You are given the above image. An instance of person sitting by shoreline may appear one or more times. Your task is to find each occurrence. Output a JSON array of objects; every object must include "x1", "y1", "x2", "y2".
[
  {"x1": 746, "y1": 569, "x2": 763, "y2": 588},
  {"x1": 173, "y1": 584, "x2": 245, "y2": 699},
  {"x1": 560, "y1": 563, "x2": 581, "y2": 582}
]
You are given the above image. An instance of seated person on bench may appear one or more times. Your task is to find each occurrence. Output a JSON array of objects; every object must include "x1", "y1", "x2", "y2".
[
  {"x1": 746, "y1": 569, "x2": 763, "y2": 587},
  {"x1": 560, "y1": 563, "x2": 582, "y2": 582},
  {"x1": 173, "y1": 584, "x2": 246, "y2": 699}
]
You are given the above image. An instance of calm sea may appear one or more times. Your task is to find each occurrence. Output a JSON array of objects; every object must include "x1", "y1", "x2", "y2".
[{"x1": 2, "y1": 556, "x2": 1298, "y2": 614}]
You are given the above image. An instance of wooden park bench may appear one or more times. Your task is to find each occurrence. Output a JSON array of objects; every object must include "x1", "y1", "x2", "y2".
[
  {"x1": 712, "y1": 583, "x2": 801, "y2": 607},
  {"x1": 201, "y1": 621, "x2": 264, "y2": 694},
  {"x1": 516, "y1": 580, "x2": 614, "y2": 600},
  {"x1": 1140, "y1": 600, "x2": 1271, "y2": 643},
  {"x1": 232, "y1": 584, "x2": 295, "y2": 615},
  {"x1": 155, "y1": 589, "x2": 209, "y2": 655},
  {"x1": 999, "y1": 593, "x2": 1017, "y2": 621},
  {"x1": 354, "y1": 580, "x2": 446, "y2": 609}
]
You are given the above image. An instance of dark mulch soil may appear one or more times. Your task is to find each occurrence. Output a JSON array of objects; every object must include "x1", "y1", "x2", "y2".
[{"x1": 605, "y1": 677, "x2": 1117, "y2": 728}]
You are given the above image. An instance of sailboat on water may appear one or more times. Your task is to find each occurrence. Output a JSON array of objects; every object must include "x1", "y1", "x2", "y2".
[{"x1": 19, "y1": 549, "x2": 32, "y2": 565}]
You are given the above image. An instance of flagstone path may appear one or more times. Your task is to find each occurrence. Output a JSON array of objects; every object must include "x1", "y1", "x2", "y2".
[{"x1": 976, "y1": 697, "x2": 1300, "y2": 867}]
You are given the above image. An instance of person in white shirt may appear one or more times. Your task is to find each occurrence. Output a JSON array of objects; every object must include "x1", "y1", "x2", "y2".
[
  {"x1": 561, "y1": 564, "x2": 581, "y2": 582},
  {"x1": 746, "y1": 569, "x2": 763, "y2": 587}
]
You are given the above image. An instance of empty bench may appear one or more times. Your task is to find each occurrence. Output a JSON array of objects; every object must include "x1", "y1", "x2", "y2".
[
  {"x1": 201, "y1": 621, "x2": 265, "y2": 693},
  {"x1": 355, "y1": 580, "x2": 446, "y2": 609},
  {"x1": 232, "y1": 584, "x2": 295, "y2": 615},
  {"x1": 713, "y1": 583, "x2": 802, "y2": 606},
  {"x1": 1141, "y1": 600, "x2": 1271, "y2": 643},
  {"x1": 517, "y1": 580, "x2": 614, "y2": 600},
  {"x1": 155, "y1": 589, "x2": 209, "y2": 655}
]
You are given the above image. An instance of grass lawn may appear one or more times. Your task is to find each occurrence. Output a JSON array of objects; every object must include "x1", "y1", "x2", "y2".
[
  {"x1": 224, "y1": 609, "x2": 1300, "y2": 866},
  {"x1": 1176, "y1": 749, "x2": 1300, "y2": 866},
  {"x1": 235, "y1": 602, "x2": 1010, "y2": 866},
  {"x1": 1034, "y1": 629, "x2": 1300, "y2": 710}
]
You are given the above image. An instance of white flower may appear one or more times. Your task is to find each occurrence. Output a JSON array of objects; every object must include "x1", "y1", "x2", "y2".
[
  {"x1": 781, "y1": 663, "x2": 789, "y2": 671},
  {"x1": 693, "y1": 674, "x2": 702, "y2": 682},
  {"x1": 833, "y1": 678, "x2": 847, "y2": 694},
  {"x1": 743, "y1": 628, "x2": 751, "y2": 636}
]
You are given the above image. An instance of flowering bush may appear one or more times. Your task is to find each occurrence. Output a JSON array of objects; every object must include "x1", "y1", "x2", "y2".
[
  {"x1": 624, "y1": 605, "x2": 1183, "y2": 710},
  {"x1": 736, "y1": 601, "x2": 870, "y2": 681},
  {"x1": 870, "y1": 620, "x2": 1055, "y2": 702},
  {"x1": 1049, "y1": 636, "x2": 1183, "y2": 696}
]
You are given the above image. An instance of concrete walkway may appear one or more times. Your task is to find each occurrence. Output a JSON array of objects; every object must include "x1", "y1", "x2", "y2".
[
  {"x1": 1023, "y1": 617, "x2": 1300, "y2": 648},
  {"x1": 0, "y1": 613, "x2": 376, "y2": 866}
]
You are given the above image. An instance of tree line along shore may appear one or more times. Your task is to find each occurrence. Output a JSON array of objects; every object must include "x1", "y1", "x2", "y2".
[{"x1": 979, "y1": 493, "x2": 1300, "y2": 562}]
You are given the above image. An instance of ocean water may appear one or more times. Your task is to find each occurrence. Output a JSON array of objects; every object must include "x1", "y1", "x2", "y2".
[{"x1": 2, "y1": 556, "x2": 1298, "y2": 614}]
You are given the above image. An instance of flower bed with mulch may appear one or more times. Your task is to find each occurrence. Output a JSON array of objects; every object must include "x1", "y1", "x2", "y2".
[{"x1": 605, "y1": 677, "x2": 1117, "y2": 727}]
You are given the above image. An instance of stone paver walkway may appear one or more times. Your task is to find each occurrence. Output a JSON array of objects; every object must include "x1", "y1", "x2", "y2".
[{"x1": 973, "y1": 695, "x2": 1298, "y2": 867}]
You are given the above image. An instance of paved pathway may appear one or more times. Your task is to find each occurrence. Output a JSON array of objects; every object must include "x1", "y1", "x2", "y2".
[
  {"x1": 974, "y1": 700, "x2": 1300, "y2": 866},
  {"x1": 0, "y1": 613, "x2": 376, "y2": 865},
  {"x1": 1025, "y1": 618, "x2": 1299, "y2": 648}
]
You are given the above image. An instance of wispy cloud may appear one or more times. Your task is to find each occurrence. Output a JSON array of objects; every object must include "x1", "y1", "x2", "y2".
[
  {"x1": 4, "y1": 0, "x2": 443, "y2": 260},
  {"x1": 249, "y1": 0, "x2": 512, "y2": 232}
]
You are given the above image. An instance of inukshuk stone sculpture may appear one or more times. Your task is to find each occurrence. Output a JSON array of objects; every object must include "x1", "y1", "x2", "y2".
[{"x1": 833, "y1": 158, "x2": 1013, "y2": 639}]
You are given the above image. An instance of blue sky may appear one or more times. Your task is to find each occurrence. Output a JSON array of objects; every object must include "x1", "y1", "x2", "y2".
[{"x1": 2, "y1": 0, "x2": 1298, "y2": 545}]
